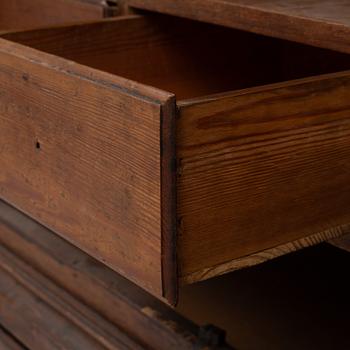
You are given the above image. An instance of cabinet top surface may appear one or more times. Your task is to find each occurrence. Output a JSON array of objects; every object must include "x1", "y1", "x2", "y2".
[{"x1": 128, "y1": 0, "x2": 350, "y2": 53}]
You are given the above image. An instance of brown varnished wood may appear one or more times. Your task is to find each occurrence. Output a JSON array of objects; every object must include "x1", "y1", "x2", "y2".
[
  {"x1": 0, "y1": 245, "x2": 145, "y2": 350},
  {"x1": 177, "y1": 72, "x2": 350, "y2": 281},
  {"x1": 0, "y1": 327, "x2": 25, "y2": 350},
  {"x1": 0, "y1": 201, "x2": 233, "y2": 350},
  {"x1": 3, "y1": 15, "x2": 278, "y2": 100},
  {"x1": 3, "y1": 15, "x2": 350, "y2": 101},
  {"x1": 2, "y1": 15, "x2": 350, "y2": 293},
  {"x1": 0, "y1": 33, "x2": 176, "y2": 299},
  {"x1": 128, "y1": 0, "x2": 350, "y2": 54},
  {"x1": 182, "y1": 226, "x2": 350, "y2": 284},
  {"x1": 0, "y1": 0, "x2": 112, "y2": 31},
  {"x1": 329, "y1": 233, "x2": 350, "y2": 252}
]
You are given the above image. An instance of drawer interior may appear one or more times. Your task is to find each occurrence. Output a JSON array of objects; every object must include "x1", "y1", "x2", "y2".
[
  {"x1": 0, "y1": 0, "x2": 108, "y2": 32},
  {"x1": 178, "y1": 244, "x2": 350, "y2": 350},
  {"x1": 3, "y1": 14, "x2": 350, "y2": 101}
]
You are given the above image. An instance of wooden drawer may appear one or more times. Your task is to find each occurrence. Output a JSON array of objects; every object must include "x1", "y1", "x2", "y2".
[
  {"x1": 1, "y1": 14, "x2": 350, "y2": 303},
  {"x1": 0, "y1": 0, "x2": 117, "y2": 31}
]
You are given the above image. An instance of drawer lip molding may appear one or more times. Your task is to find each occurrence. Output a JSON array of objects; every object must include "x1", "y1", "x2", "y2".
[
  {"x1": 0, "y1": 31, "x2": 177, "y2": 303},
  {"x1": 127, "y1": 0, "x2": 350, "y2": 55}
]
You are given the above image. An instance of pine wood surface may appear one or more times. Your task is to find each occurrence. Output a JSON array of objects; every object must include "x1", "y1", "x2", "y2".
[
  {"x1": 177, "y1": 72, "x2": 350, "y2": 280},
  {"x1": 128, "y1": 0, "x2": 350, "y2": 54},
  {"x1": 2, "y1": 13, "x2": 350, "y2": 298},
  {"x1": 0, "y1": 33, "x2": 175, "y2": 298},
  {"x1": 329, "y1": 233, "x2": 350, "y2": 252},
  {"x1": 0, "y1": 200, "x2": 233, "y2": 350},
  {"x1": 0, "y1": 245, "x2": 143, "y2": 350},
  {"x1": 0, "y1": 327, "x2": 25, "y2": 350},
  {"x1": 0, "y1": 0, "x2": 111, "y2": 31}
]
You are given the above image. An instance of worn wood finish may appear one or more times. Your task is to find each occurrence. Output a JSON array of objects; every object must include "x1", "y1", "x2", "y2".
[
  {"x1": 182, "y1": 227, "x2": 350, "y2": 284},
  {"x1": 2, "y1": 15, "x2": 350, "y2": 294},
  {"x1": 3, "y1": 15, "x2": 283, "y2": 100},
  {"x1": 177, "y1": 73, "x2": 350, "y2": 281},
  {"x1": 128, "y1": 0, "x2": 350, "y2": 54},
  {"x1": 0, "y1": 32, "x2": 177, "y2": 299},
  {"x1": 0, "y1": 327, "x2": 25, "y2": 350},
  {"x1": 0, "y1": 200, "x2": 233, "y2": 350},
  {"x1": 3, "y1": 14, "x2": 350, "y2": 101},
  {"x1": 329, "y1": 233, "x2": 350, "y2": 252},
  {"x1": 0, "y1": 245, "x2": 143, "y2": 350},
  {"x1": 0, "y1": 0, "x2": 114, "y2": 31}
]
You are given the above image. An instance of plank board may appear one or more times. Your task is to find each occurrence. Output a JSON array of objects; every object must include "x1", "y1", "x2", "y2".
[
  {"x1": 0, "y1": 245, "x2": 144, "y2": 350},
  {"x1": 329, "y1": 233, "x2": 350, "y2": 252},
  {"x1": 0, "y1": 327, "x2": 25, "y2": 350},
  {"x1": 0, "y1": 0, "x2": 112, "y2": 31},
  {"x1": 128, "y1": 0, "x2": 350, "y2": 54},
  {"x1": 0, "y1": 35, "x2": 175, "y2": 299},
  {"x1": 177, "y1": 72, "x2": 350, "y2": 282},
  {"x1": 0, "y1": 200, "x2": 230, "y2": 350}
]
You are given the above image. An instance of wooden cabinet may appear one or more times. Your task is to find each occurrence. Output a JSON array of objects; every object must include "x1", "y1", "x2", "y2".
[
  {"x1": 127, "y1": 0, "x2": 350, "y2": 54},
  {"x1": 0, "y1": 200, "x2": 233, "y2": 350},
  {"x1": 1, "y1": 8, "x2": 350, "y2": 303},
  {"x1": 0, "y1": 0, "x2": 117, "y2": 31},
  {"x1": 2, "y1": 200, "x2": 350, "y2": 350}
]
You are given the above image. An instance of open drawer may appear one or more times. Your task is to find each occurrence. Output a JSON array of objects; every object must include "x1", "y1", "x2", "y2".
[
  {"x1": 1, "y1": 14, "x2": 350, "y2": 303},
  {"x1": 0, "y1": 0, "x2": 117, "y2": 31}
]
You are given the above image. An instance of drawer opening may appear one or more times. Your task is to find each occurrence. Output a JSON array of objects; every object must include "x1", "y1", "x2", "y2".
[
  {"x1": 177, "y1": 244, "x2": 350, "y2": 350},
  {"x1": 3, "y1": 14, "x2": 350, "y2": 101}
]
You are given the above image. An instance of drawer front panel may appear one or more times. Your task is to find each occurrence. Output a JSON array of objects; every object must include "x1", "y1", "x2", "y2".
[
  {"x1": 0, "y1": 38, "x2": 173, "y2": 297},
  {"x1": 178, "y1": 73, "x2": 350, "y2": 282}
]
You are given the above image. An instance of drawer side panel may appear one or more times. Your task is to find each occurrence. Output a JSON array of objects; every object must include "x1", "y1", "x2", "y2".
[{"x1": 178, "y1": 72, "x2": 350, "y2": 281}]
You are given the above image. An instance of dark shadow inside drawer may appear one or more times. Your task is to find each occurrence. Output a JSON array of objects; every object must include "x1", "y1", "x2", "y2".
[
  {"x1": 177, "y1": 244, "x2": 350, "y2": 350},
  {"x1": 3, "y1": 14, "x2": 350, "y2": 100},
  {"x1": 0, "y1": 0, "x2": 107, "y2": 32}
]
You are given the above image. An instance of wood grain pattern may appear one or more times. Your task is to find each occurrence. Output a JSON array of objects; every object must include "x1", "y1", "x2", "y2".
[
  {"x1": 329, "y1": 233, "x2": 350, "y2": 252},
  {"x1": 0, "y1": 245, "x2": 144, "y2": 350},
  {"x1": 3, "y1": 15, "x2": 279, "y2": 101},
  {"x1": 182, "y1": 224, "x2": 350, "y2": 284},
  {"x1": 0, "y1": 0, "x2": 111, "y2": 31},
  {"x1": 0, "y1": 327, "x2": 25, "y2": 350},
  {"x1": 177, "y1": 72, "x2": 350, "y2": 281},
  {"x1": 3, "y1": 14, "x2": 350, "y2": 101},
  {"x1": 0, "y1": 34, "x2": 175, "y2": 298},
  {"x1": 128, "y1": 0, "x2": 350, "y2": 54},
  {"x1": 3, "y1": 14, "x2": 350, "y2": 291},
  {"x1": 0, "y1": 201, "x2": 233, "y2": 350}
]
